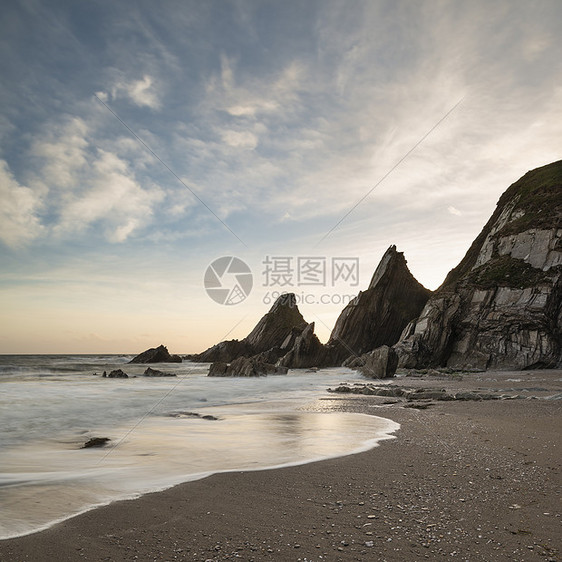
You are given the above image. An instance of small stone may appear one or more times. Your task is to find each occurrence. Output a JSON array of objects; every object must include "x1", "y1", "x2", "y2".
[{"x1": 81, "y1": 437, "x2": 110, "y2": 449}]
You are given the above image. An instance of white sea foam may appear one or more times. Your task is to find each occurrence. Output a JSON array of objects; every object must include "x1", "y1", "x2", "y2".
[{"x1": 0, "y1": 355, "x2": 399, "y2": 539}]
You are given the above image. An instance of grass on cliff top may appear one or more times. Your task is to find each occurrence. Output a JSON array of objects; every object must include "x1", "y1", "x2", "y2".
[
  {"x1": 441, "y1": 160, "x2": 562, "y2": 290},
  {"x1": 464, "y1": 255, "x2": 556, "y2": 290},
  {"x1": 497, "y1": 160, "x2": 562, "y2": 236}
]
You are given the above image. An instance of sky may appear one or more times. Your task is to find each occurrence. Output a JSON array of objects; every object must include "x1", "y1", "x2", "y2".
[{"x1": 1, "y1": 0, "x2": 561, "y2": 354}]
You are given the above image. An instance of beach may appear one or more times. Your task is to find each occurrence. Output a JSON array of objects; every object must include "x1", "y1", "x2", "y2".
[{"x1": 0, "y1": 369, "x2": 559, "y2": 561}]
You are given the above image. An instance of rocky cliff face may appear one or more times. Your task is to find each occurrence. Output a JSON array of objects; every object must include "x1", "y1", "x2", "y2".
[
  {"x1": 277, "y1": 323, "x2": 329, "y2": 369},
  {"x1": 326, "y1": 245, "x2": 431, "y2": 364},
  {"x1": 395, "y1": 160, "x2": 562, "y2": 370},
  {"x1": 190, "y1": 293, "x2": 308, "y2": 363}
]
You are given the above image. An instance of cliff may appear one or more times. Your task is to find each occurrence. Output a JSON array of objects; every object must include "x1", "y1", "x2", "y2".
[{"x1": 395, "y1": 160, "x2": 562, "y2": 370}]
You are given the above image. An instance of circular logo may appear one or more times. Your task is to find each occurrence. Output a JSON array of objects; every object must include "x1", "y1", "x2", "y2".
[{"x1": 204, "y1": 256, "x2": 253, "y2": 305}]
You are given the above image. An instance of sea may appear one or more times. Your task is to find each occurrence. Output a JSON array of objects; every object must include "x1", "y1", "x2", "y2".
[{"x1": 0, "y1": 355, "x2": 399, "y2": 539}]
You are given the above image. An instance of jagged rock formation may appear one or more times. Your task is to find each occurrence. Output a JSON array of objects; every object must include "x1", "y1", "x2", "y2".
[
  {"x1": 395, "y1": 160, "x2": 562, "y2": 370},
  {"x1": 191, "y1": 251, "x2": 430, "y2": 374},
  {"x1": 190, "y1": 293, "x2": 308, "y2": 363},
  {"x1": 186, "y1": 340, "x2": 253, "y2": 363},
  {"x1": 325, "y1": 245, "x2": 431, "y2": 364},
  {"x1": 343, "y1": 345, "x2": 398, "y2": 379},
  {"x1": 208, "y1": 361, "x2": 228, "y2": 376},
  {"x1": 129, "y1": 345, "x2": 182, "y2": 364},
  {"x1": 208, "y1": 356, "x2": 288, "y2": 377},
  {"x1": 277, "y1": 323, "x2": 328, "y2": 369},
  {"x1": 244, "y1": 293, "x2": 308, "y2": 352}
]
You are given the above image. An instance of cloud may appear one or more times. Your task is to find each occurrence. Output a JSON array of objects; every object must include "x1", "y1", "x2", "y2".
[
  {"x1": 226, "y1": 102, "x2": 278, "y2": 117},
  {"x1": 31, "y1": 118, "x2": 89, "y2": 189},
  {"x1": 220, "y1": 129, "x2": 258, "y2": 149},
  {"x1": 109, "y1": 75, "x2": 161, "y2": 109},
  {"x1": 55, "y1": 149, "x2": 164, "y2": 242},
  {"x1": 448, "y1": 206, "x2": 462, "y2": 216},
  {"x1": 27, "y1": 114, "x2": 166, "y2": 243},
  {"x1": 204, "y1": 55, "x2": 304, "y2": 121},
  {"x1": 0, "y1": 160, "x2": 44, "y2": 248}
]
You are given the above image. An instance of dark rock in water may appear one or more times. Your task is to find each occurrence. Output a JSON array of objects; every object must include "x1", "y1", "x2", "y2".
[
  {"x1": 143, "y1": 367, "x2": 176, "y2": 377},
  {"x1": 208, "y1": 361, "x2": 228, "y2": 376},
  {"x1": 104, "y1": 369, "x2": 128, "y2": 378},
  {"x1": 326, "y1": 246, "x2": 431, "y2": 364},
  {"x1": 82, "y1": 437, "x2": 111, "y2": 448},
  {"x1": 394, "y1": 160, "x2": 562, "y2": 370},
  {"x1": 209, "y1": 356, "x2": 288, "y2": 377},
  {"x1": 228, "y1": 356, "x2": 288, "y2": 377},
  {"x1": 129, "y1": 344, "x2": 182, "y2": 364},
  {"x1": 190, "y1": 293, "x2": 308, "y2": 363},
  {"x1": 344, "y1": 345, "x2": 398, "y2": 379},
  {"x1": 169, "y1": 411, "x2": 219, "y2": 420}
]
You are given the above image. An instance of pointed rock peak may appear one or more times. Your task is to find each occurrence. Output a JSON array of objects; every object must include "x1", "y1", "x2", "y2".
[
  {"x1": 368, "y1": 245, "x2": 411, "y2": 289},
  {"x1": 243, "y1": 292, "x2": 307, "y2": 353},
  {"x1": 327, "y1": 245, "x2": 431, "y2": 360},
  {"x1": 301, "y1": 322, "x2": 315, "y2": 337},
  {"x1": 270, "y1": 292, "x2": 298, "y2": 311}
]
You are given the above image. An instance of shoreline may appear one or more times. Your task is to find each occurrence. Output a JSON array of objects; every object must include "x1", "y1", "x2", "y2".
[
  {"x1": 0, "y1": 370, "x2": 560, "y2": 561},
  {"x1": 0, "y1": 412, "x2": 400, "y2": 542}
]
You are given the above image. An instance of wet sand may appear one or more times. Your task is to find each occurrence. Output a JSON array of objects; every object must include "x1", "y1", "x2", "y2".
[{"x1": 1, "y1": 370, "x2": 560, "y2": 561}]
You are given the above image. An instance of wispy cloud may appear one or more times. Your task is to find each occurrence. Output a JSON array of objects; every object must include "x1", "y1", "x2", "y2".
[
  {"x1": 31, "y1": 118, "x2": 89, "y2": 189},
  {"x1": 0, "y1": 160, "x2": 44, "y2": 248},
  {"x1": 54, "y1": 149, "x2": 164, "y2": 242},
  {"x1": 24, "y1": 114, "x2": 166, "y2": 244},
  {"x1": 110, "y1": 75, "x2": 161, "y2": 109},
  {"x1": 1, "y1": 0, "x2": 561, "y2": 352}
]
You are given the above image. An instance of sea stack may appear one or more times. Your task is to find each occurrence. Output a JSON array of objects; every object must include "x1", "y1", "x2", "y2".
[
  {"x1": 129, "y1": 344, "x2": 182, "y2": 364},
  {"x1": 325, "y1": 245, "x2": 431, "y2": 364},
  {"x1": 191, "y1": 293, "x2": 308, "y2": 363}
]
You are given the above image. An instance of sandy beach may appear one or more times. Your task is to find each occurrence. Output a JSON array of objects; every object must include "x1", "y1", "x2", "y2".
[{"x1": 0, "y1": 370, "x2": 560, "y2": 562}]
